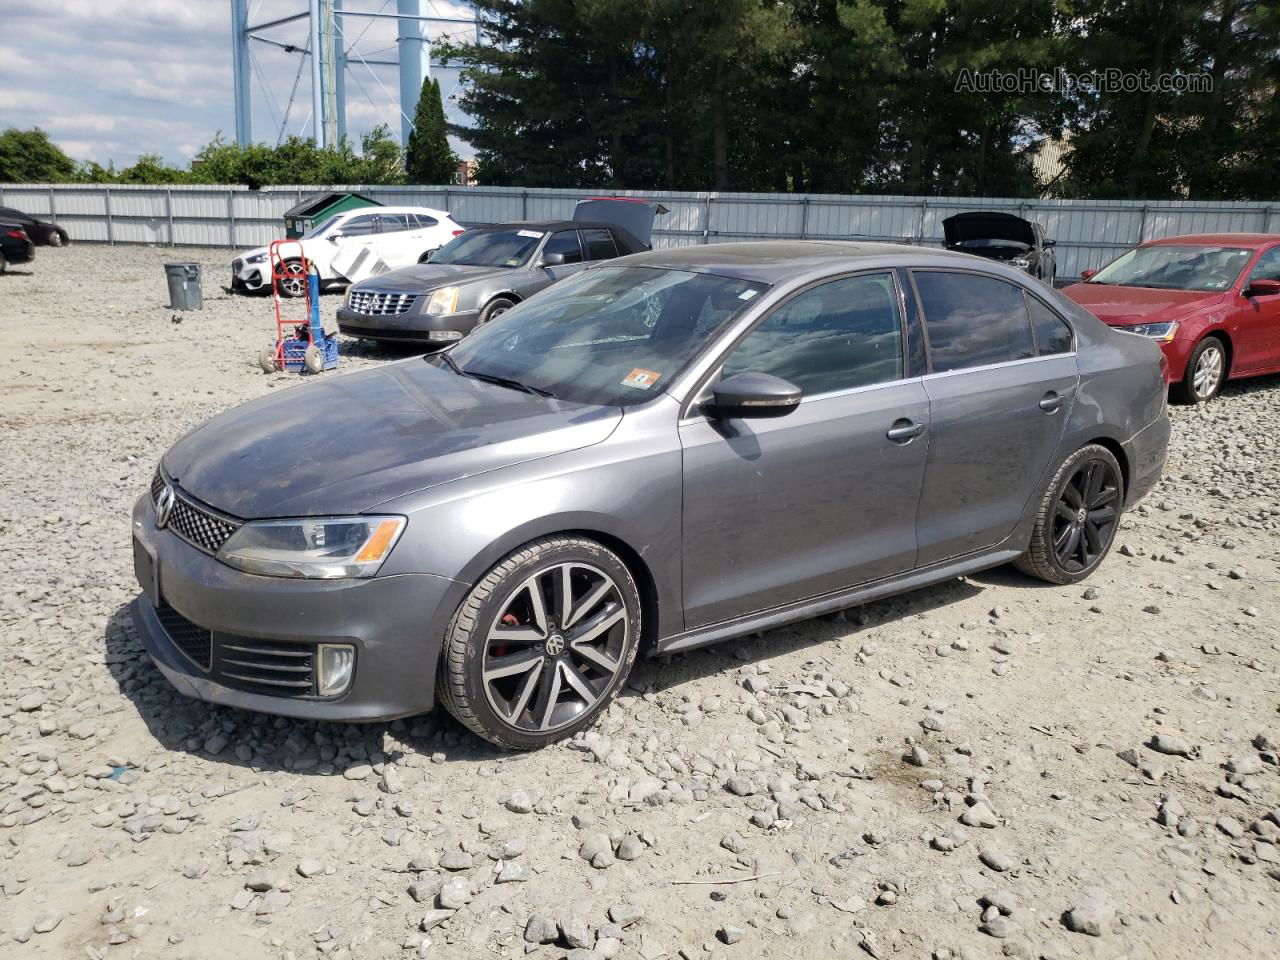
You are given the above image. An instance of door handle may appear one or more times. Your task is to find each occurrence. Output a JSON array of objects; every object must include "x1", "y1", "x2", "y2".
[
  {"x1": 886, "y1": 418, "x2": 926, "y2": 443},
  {"x1": 1039, "y1": 391, "x2": 1065, "y2": 413}
]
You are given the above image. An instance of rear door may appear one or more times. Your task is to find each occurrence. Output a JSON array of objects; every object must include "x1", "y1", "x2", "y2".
[
  {"x1": 581, "y1": 228, "x2": 621, "y2": 263},
  {"x1": 371, "y1": 214, "x2": 419, "y2": 268},
  {"x1": 910, "y1": 270, "x2": 1079, "y2": 566},
  {"x1": 680, "y1": 271, "x2": 930, "y2": 627}
]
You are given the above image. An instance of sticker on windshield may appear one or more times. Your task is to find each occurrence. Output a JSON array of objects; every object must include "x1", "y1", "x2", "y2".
[
  {"x1": 517, "y1": 230, "x2": 544, "y2": 239},
  {"x1": 621, "y1": 368, "x2": 662, "y2": 390},
  {"x1": 738, "y1": 289, "x2": 759, "y2": 300}
]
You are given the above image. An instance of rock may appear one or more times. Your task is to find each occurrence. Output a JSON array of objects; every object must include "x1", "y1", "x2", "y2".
[
  {"x1": 505, "y1": 790, "x2": 537, "y2": 814},
  {"x1": 1149, "y1": 734, "x2": 1195, "y2": 757},
  {"x1": 420, "y1": 910, "x2": 453, "y2": 931},
  {"x1": 960, "y1": 802, "x2": 999, "y2": 828},
  {"x1": 18, "y1": 692, "x2": 46, "y2": 712},
  {"x1": 32, "y1": 910, "x2": 62, "y2": 934},
  {"x1": 725, "y1": 776, "x2": 754, "y2": 797},
  {"x1": 719, "y1": 924, "x2": 745, "y2": 945},
  {"x1": 439, "y1": 849, "x2": 473, "y2": 871},
  {"x1": 437, "y1": 876, "x2": 473, "y2": 910},
  {"x1": 297, "y1": 858, "x2": 325, "y2": 878},
  {"x1": 524, "y1": 914, "x2": 559, "y2": 944},
  {"x1": 979, "y1": 847, "x2": 1014, "y2": 872},
  {"x1": 608, "y1": 903, "x2": 644, "y2": 927},
  {"x1": 496, "y1": 861, "x2": 529, "y2": 883},
  {"x1": 906, "y1": 745, "x2": 931, "y2": 767},
  {"x1": 615, "y1": 834, "x2": 645, "y2": 861},
  {"x1": 560, "y1": 915, "x2": 593, "y2": 949},
  {"x1": 380, "y1": 765, "x2": 404, "y2": 794},
  {"x1": 1064, "y1": 888, "x2": 1114, "y2": 937},
  {"x1": 343, "y1": 763, "x2": 373, "y2": 781},
  {"x1": 579, "y1": 833, "x2": 616, "y2": 869},
  {"x1": 1226, "y1": 754, "x2": 1263, "y2": 776}
]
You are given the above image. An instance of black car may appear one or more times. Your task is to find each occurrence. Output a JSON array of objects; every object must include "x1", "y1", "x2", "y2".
[
  {"x1": 0, "y1": 223, "x2": 36, "y2": 272},
  {"x1": 943, "y1": 212, "x2": 1055, "y2": 283},
  {"x1": 0, "y1": 206, "x2": 69, "y2": 246}
]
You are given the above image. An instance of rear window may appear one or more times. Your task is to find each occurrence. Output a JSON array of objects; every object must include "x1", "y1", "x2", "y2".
[
  {"x1": 914, "y1": 271, "x2": 1035, "y2": 372},
  {"x1": 582, "y1": 228, "x2": 619, "y2": 262}
]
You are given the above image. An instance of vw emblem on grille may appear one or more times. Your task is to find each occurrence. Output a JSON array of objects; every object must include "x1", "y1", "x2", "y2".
[{"x1": 155, "y1": 484, "x2": 176, "y2": 528}]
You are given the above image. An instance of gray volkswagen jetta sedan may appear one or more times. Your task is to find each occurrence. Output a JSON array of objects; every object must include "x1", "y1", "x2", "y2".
[{"x1": 132, "y1": 241, "x2": 1170, "y2": 748}]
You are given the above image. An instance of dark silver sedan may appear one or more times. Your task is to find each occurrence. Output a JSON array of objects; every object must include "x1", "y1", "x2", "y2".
[{"x1": 132, "y1": 242, "x2": 1170, "y2": 748}]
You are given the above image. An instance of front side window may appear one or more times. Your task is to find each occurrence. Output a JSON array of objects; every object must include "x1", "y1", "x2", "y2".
[
  {"x1": 443, "y1": 266, "x2": 766, "y2": 406},
  {"x1": 337, "y1": 214, "x2": 378, "y2": 237},
  {"x1": 1088, "y1": 244, "x2": 1251, "y2": 292},
  {"x1": 543, "y1": 230, "x2": 584, "y2": 264},
  {"x1": 914, "y1": 271, "x2": 1035, "y2": 373},
  {"x1": 721, "y1": 272, "x2": 904, "y2": 395},
  {"x1": 1246, "y1": 246, "x2": 1280, "y2": 285}
]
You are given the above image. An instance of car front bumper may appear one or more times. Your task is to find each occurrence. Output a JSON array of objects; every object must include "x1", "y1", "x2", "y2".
[
  {"x1": 231, "y1": 258, "x2": 269, "y2": 292},
  {"x1": 336, "y1": 306, "x2": 482, "y2": 344},
  {"x1": 130, "y1": 493, "x2": 465, "y2": 722}
]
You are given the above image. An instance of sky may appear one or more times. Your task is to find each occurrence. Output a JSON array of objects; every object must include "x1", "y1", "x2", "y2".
[{"x1": 0, "y1": 0, "x2": 479, "y2": 169}]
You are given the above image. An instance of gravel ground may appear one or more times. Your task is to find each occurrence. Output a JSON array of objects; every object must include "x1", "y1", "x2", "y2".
[{"x1": 1, "y1": 243, "x2": 1278, "y2": 960}]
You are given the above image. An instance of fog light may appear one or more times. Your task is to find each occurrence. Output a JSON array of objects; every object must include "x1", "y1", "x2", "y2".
[
  {"x1": 428, "y1": 330, "x2": 463, "y2": 341},
  {"x1": 317, "y1": 644, "x2": 355, "y2": 697}
]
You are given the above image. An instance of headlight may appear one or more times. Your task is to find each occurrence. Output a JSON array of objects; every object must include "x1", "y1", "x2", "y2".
[
  {"x1": 217, "y1": 516, "x2": 405, "y2": 579},
  {"x1": 245, "y1": 253, "x2": 267, "y2": 264},
  {"x1": 425, "y1": 286, "x2": 460, "y2": 316},
  {"x1": 1122, "y1": 321, "x2": 1179, "y2": 341},
  {"x1": 1009, "y1": 256, "x2": 1032, "y2": 269}
]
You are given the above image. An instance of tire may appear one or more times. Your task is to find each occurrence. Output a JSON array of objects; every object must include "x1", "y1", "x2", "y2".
[
  {"x1": 48, "y1": 230, "x2": 65, "y2": 248},
  {"x1": 277, "y1": 259, "x2": 306, "y2": 298},
  {"x1": 479, "y1": 297, "x2": 516, "y2": 324},
  {"x1": 418, "y1": 249, "x2": 439, "y2": 264},
  {"x1": 258, "y1": 345, "x2": 279, "y2": 373},
  {"x1": 438, "y1": 536, "x2": 642, "y2": 750},
  {"x1": 1172, "y1": 335, "x2": 1226, "y2": 404},
  {"x1": 0, "y1": 255, "x2": 7, "y2": 275},
  {"x1": 1014, "y1": 444, "x2": 1124, "y2": 585},
  {"x1": 303, "y1": 344, "x2": 324, "y2": 374}
]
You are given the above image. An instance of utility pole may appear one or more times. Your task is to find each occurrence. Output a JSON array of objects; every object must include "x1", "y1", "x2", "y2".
[
  {"x1": 397, "y1": 0, "x2": 430, "y2": 147},
  {"x1": 334, "y1": 0, "x2": 348, "y2": 143},
  {"x1": 231, "y1": 0, "x2": 251, "y2": 146},
  {"x1": 310, "y1": 0, "x2": 339, "y2": 148}
]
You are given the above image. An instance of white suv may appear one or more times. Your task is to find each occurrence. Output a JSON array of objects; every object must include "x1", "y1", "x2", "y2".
[{"x1": 232, "y1": 206, "x2": 464, "y2": 295}]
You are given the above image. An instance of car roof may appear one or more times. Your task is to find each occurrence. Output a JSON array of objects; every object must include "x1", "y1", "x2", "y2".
[
  {"x1": 339, "y1": 206, "x2": 451, "y2": 218},
  {"x1": 468, "y1": 220, "x2": 624, "y2": 233},
  {"x1": 613, "y1": 240, "x2": 985, "y2": 283},
  {"x1": 1145, "y1": 233, "x2": 1280, "y2": 248}
]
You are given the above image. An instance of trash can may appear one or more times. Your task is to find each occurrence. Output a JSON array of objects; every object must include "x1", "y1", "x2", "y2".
[{"x1": 164, "y1": 262, "x2": 203, "y2": 310}]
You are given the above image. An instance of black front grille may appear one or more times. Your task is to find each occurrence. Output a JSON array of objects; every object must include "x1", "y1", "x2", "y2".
[
  {"x1": 167, "y1": 496, "x2": 239, "y2": 554},
  {"x1": 337, "y1": 322, "x2": 433, "y2": 341},
  {"x1": 150, "y1": 470, "x2": 241, "y2": 554},
  {"x1": 155, "y1": 600, "x2": 212, "y2": 670},
  {"x1": 213, "y1": 638, "x2": 317, "y2": 697}
]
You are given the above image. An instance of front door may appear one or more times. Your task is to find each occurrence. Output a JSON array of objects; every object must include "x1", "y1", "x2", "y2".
[
  {"x1": 909, "y1": 271, "x2": 1079, "y2": 565},
  {"x1": 1233, "y1": 245, "x2": 1280, "y2": 374},
  {"x1": 680, "y1": 271, "x2": 930, "y2": 628},
  {"x1": 539, "y1": 230, "x2": 589, "y2": 283}
]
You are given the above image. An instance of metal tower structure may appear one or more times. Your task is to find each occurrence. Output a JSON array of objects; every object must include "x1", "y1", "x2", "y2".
[{"x1": 230, "y1": 1, "x2": 480, "y2": 149}]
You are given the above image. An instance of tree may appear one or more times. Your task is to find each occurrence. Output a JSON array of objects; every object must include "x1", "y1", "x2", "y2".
[
  {"x1": 405, "y1": 77, "x2": 457, "y2": 184},
  {"x1": 0, "y1": 128, "x2": 77, "y2": 182}
]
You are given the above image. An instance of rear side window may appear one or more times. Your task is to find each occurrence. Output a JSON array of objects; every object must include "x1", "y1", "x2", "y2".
[
  {"x1": 721, "y1": 272, "x2": 904, "y2": 395},
  {"x1": 914, "y1": 271, "x2": 1035, "y2": 372},
  {"x1": 1028, "y1": 296, "x2": 1074, "y2": 355},
  {"x1": 582, "y1": 228, "x2": 619, "y2": 261},
  {"x1": 412, "y1": 214, "x2": 439, "y2": 230},
  {"x1": 544, "y1": 230, "x2": 584, "y2": 264}
]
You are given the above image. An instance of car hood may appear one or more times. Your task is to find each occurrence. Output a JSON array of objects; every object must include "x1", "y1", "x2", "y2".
[
  {"x1": 163, "y1": 360, "x2": 621, "y2": 518},
  {"x1": 1061, "y1": 283, "x2": 1224, "y2": 326},
  {"x1": 354, "y1": 263, "x2": 520, "y2": 294},
  {"x1": 943, "y1": 212, "x2": 1037, "y2": 248}
]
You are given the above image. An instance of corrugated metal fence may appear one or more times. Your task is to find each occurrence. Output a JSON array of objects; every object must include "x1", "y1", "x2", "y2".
[{"x1": 2, "y1": 182, "x2": 1276, "y2": 279}]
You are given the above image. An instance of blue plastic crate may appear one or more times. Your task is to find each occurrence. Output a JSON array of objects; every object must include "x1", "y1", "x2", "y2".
[{"x1": 281, "y1": 333, "x2": 340, "y2": 372}]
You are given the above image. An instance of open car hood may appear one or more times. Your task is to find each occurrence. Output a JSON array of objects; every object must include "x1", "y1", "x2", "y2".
[
  {"x1": 943, "y1": 212, "x2": 1038, "y2": 249},
  {"x1": 573, "y1": 198, "x2": 668, "y2": 248}
]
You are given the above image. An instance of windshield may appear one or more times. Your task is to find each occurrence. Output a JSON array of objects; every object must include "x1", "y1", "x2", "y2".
[
  {"x1": 954, "y1": 238, "x2": 1030, "y2": 251},
  {"x1": 301, "y1": 218, "x2": 338, "y2": 240},
  {"x1": 430, "y1": 229, "x2": 544, "y2": 268},
  {"x1": 439, "y1": 266, "x2": 767, "y2": 406},
  {"x1": 1089, "y1": 244, "x2": 1251, "y2": 292}
]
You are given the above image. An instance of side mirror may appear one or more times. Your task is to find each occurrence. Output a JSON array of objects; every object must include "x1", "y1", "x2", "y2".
[
  {"x1": 1245, "y1": 278, "x2": 1280, "y2": 298},
  {"x1": 541, "y1": 252, "x2": 565, "y2": 267},
  {"x1": 328, "y1": 234, "x2": 342, "y2": 242},
  {"x1": 1080, "y1": 268, "x2": 1097, "y2": 281},
  {"x1": 1042, "y1": 238, "x2": 1056, "y2": 248},
  {"x1": 704, "y1": 372, "x2": 802, "y2": 420}
]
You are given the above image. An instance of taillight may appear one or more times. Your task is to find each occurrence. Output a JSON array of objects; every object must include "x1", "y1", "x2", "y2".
[
  {"x1": 451, "y1": 229, "x2": 465, "y2": 236},
  {"x1": 4, "y1": 229, "x2": 23, "y2": 240}
]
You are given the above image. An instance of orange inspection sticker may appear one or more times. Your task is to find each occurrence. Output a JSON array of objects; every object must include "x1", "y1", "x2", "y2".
[{"x1": 621, "y1": 368, "x2": 662, "y2": 390}]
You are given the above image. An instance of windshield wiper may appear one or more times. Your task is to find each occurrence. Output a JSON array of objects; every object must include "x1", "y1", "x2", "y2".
[{"x1": 435, "y1": 353, "x2": 555, "y2": 398}]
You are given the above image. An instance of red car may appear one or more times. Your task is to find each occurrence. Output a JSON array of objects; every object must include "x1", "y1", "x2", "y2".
[{"x1": 1063, "y1": 233, "x2": 1280, "y2": 403}]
